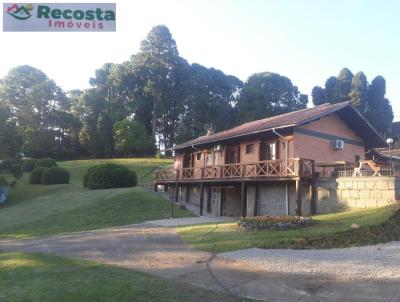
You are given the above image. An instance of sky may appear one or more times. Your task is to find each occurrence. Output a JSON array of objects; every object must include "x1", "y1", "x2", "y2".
[{"x1": 1, "y1": 0, "x2": 399, "y2": 120}]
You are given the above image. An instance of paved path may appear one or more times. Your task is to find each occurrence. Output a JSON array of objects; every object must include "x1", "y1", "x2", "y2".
[{"x1": 1, "y1": 222, "x2": 400, "y2": 302}]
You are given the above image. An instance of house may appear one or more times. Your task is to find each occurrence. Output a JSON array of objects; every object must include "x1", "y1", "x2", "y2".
[{"x1": 154, "y1": 101, "x2": 386, "y2": 217}]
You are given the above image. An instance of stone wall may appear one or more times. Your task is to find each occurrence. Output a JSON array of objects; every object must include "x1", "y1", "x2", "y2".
[
  {"x1": 316, "y1": 177, "x2": 399, "y2": 213},
  {"x1": 247, "y1": 182, "x2": 311, "y2": 217}
]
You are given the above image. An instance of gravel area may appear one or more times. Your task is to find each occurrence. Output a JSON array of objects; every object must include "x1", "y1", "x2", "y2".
[{"x1": 219, "y1": 241, "x2": 400, "y2": 281}]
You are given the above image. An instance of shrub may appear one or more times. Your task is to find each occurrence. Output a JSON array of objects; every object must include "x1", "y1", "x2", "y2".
[
  {"x1": 34, "y1": 158, "x2": 57, "y2": 168},
  {"x1": 29, "y1": 167, "x2": 49, "y2": 184},
  {"x1": 41, "y1": 167, "x2": 70, "y2": 185},
  {"x1": 0, "y1": 158, "x2": 22, "y2": 179},
  {"x1": 84, "y1": 163, "x2": 137, "y2": 190},
  {"x1": 238, "y1": 216, "x2": 314, "y2": 231},
  {"x1": 21, "y1": 159, "x2": 37, "y2": 172},
  {"x1": 0, "y1": 176, "x2": 8, "y2": 187}
]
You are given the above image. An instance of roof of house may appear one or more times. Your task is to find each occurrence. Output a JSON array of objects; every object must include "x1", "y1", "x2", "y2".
[
  {"x1": 171, "y1": 101, "x2": 386, "y2": 151},
  {"x1": 371, "y1": 147, "x2": 400, "y2": 159}
]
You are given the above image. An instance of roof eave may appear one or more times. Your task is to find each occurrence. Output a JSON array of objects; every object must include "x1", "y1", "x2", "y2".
[{"x1": 165, "y1": 123, "x2": 296, "y2": 152}]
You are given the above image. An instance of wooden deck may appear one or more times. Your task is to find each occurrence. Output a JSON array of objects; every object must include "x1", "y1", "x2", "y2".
[{"x1": 155, "y1": 158, "x2": 315, "y2": 183}]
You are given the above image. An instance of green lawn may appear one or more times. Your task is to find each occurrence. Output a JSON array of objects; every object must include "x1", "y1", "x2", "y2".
[
  {"x1": 0, "y1": 252, "x2": 240, "y2": 302},
  {"x1": 178, "y1": 204, "x2": 400, "y2": 253},
  {"x1": 0, "y1": 158, "x2": 192, "y2": 239}
]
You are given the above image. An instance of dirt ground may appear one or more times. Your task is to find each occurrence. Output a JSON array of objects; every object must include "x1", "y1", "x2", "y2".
[{"x1": 1, "y1": 220, "x2": 399, "y2": 302}]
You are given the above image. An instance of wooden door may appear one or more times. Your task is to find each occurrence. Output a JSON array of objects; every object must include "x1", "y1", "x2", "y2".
[
  {"x1": 183, "y1": 153, "x2": 194, "y2": 168},
  {"x1": 225, "y1": 145, "x2": 240, "y2": 164}
]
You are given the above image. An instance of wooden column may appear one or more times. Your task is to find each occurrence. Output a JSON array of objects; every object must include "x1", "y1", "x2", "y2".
[
  {"x1": 171, "y1": 183, "x2": 178, "y2": 218},
  {"x1": 206, "y1": 185, "x2": 212, "y2": 213},
  {"x1": 185, "y1": 184, "x2": 190, "y2": 203},
  {"x1": 174, "y1": 183, "x2": 179, "y2": 203},
  {"x1": 310, "y1": 160, "x2": 317, "y2": 215},
  {"x1": 254, "y1": 183, "x2": 259, "y2": 216},
  {"x1": 295, "y1": 180, "x2": 302, "y2": 216},
  {"x1": 153, "y1": 183, "x2": 158, "y2": 192},
  {"x1": 219, "y1": 188, "x2": 224, "y2": 216},
  {"x1": 310, "y1": 179, "x2": 317, "y2": 215},
  {"x1": 240, "y1": 181, "x2": 247, "y2": 217},
  {"x1": 199, "y1": 183, "x2": 204, "y2": 216}
]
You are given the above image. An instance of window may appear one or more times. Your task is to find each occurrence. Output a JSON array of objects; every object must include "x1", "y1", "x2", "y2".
[
  {"x1": 355, "y1": 154, "x2": 360, "y2": 164},
  {"x1": 245, "y1": 144, "x2": 254, "y2": 154},
  {"x1": 263, "y1": 141, "x2": 276, "y2": 160},
  {"x1": 196, "y1": 153, "x2": 201, "y2": 160}
]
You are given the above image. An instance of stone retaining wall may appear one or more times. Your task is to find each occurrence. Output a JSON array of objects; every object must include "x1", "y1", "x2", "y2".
[{"x1": 316, "y1": 177, "x2": 400, "y2": 213}]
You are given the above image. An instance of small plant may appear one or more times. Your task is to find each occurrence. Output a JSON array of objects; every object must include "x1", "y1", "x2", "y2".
[
  {"x1": 41, "y1": 167, "x2": 70, "y2": 185},
  {"x1": 83, "y1": 163, "x2": 137, "y2": 190},
  {"x1": 29, "y1": 167, "x2": 49, "y2": 184},
  {"x1": 34, "y1": 158, "x2": 57, "y2": 168},
  {"x1": 21, "y1": 159, "x2": 37, "y2": 172}
]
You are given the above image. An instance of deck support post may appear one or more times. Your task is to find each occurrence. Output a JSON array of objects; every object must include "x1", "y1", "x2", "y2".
[
  {"x1": 241, "y1": 181, "x2": 247, "y2": 217},
  {"x1": 295, "y1": 180, "x2": 302, "y2": 216},
  {"x1": 185, "y1": 184, "x2": 190, "y2": 204},
  {"x1": 199, "y1": 183, "x2": 204, "y2": 216},
  {"x1": 153, "y1": 183, "x2": 158, "y2": 192},
  {"x1": 172, "y1": 183, "x2": 178, "y2": 218},
  {"x1": 206, "y1": 185, "x2": 212, "y2": 213},
  {"x1": 310, "y1": 160, "x2": 317, "y2": 215},
  {"x1": 254, "y1": 183, "x2": 259, "y2": 216}
]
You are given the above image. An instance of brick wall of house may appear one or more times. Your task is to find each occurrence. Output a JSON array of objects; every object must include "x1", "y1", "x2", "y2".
[
  {"x1": 293, "y1": 113, "x2": 365, "y2": 169},
  {"x1": 240, "y1": 139, "x2": 260, "y2": 163},
  {"x1": 173, "y1": 113, "x2": 365, "y2": 170}
]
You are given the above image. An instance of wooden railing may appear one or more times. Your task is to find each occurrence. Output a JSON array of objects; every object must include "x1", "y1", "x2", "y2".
[
  {"x1": 155, "y1": 158, "x2": 315, "y2": 182},
  {"x1": 337, "y1": 168, "x2": 399, "y2": 177}
]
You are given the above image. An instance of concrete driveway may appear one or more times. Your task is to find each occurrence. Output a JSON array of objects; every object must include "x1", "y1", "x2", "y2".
[{"x1": 1, "y1": 220, "x2": 399, "y2": 302}]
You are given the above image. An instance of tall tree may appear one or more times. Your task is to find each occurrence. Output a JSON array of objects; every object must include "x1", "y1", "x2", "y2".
[
  {"x1": 349, "y1": 71, "x2": 368, "y2": 113},
  {"x1": 366, "y1": 76, "x2": 393, "y2": 134},
  {"x1": 113, "y1": 119, "x2": 155, "y2": 157},
  {"x1": 176, "y1": 64, "x2": 242, "y2": 143},
  {"x1": 324, "y1": 76, "x2": 338, "y2": 103},
  {"x1": 0, "y1": 65, "x2": 79, "y2": 158},
  {"x1": 128, "y1": 25, "x2": 190, "y2": 150},
  {"x1": 235, "y1": 72, "x2": 308, "y2": 124},
  {"x1": 0, "y1": 102, "x2": 21, "y2": 158},
  {"x1": 311, "y1": 86, "x2": 326, "y2": 106},
  {"x1": 333, "y1": 68, "x2": 353, "y2": 102},
  {"x1": 312, "y1": 69, "x2": 393, "y2": 135}
]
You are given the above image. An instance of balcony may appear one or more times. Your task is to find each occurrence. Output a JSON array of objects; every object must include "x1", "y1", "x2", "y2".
[{"x1": 155, "y1": 158, "x2": 315, "y2": 183}]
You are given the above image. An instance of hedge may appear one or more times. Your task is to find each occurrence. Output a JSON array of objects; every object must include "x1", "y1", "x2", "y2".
[
  {"x1": 29, "y1": 167, "x2": 49, "y2": 184},
  {"x1": 41, "y1": 167, "x2": 70, "y2": 185},
  {"x1": 34, "y1": 158, "x2": 57, "y2": 168},
  {"x1": 21, "y1": 159, "x2": 37, "y2": 172},
  {"x1": 83, "y1": 163, "x2": 137, "y2": 190}
]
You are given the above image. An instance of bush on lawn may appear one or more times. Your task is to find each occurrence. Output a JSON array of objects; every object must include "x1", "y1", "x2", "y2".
[
  {"x1": 29, "y1": 167, "x2": 49, "y2": 184},
  {"x1": 34, "y1": 158, "x2": 57, "y2": 168},
  {"x1": 41, "y1": 167, "x2": 70, "y2": 185},
  {"x1": 0, "y1": 176, "x2": 8, "y2": 187},
  {"x1": 21, "y1": 159, "x2": 37, "y2": 172},
  {"x1": 83, "y1": 163, "x2": 137, "y2": 190}
]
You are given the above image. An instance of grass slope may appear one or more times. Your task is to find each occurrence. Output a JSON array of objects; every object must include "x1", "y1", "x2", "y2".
[
  {"x1": 178, "y1": 204, "x2": 400, "y2": 253},
  {"x1": 0, "y1": 252, "x2": 241, "y2": 302},
  {"x1": 0, "y1": 158, "x2": 192, "y2": 239}
]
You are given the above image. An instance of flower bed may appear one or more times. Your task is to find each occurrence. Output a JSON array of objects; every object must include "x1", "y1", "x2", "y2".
[{"x1": 238, "y1": 215, "x2": 315, "y2": 231}]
